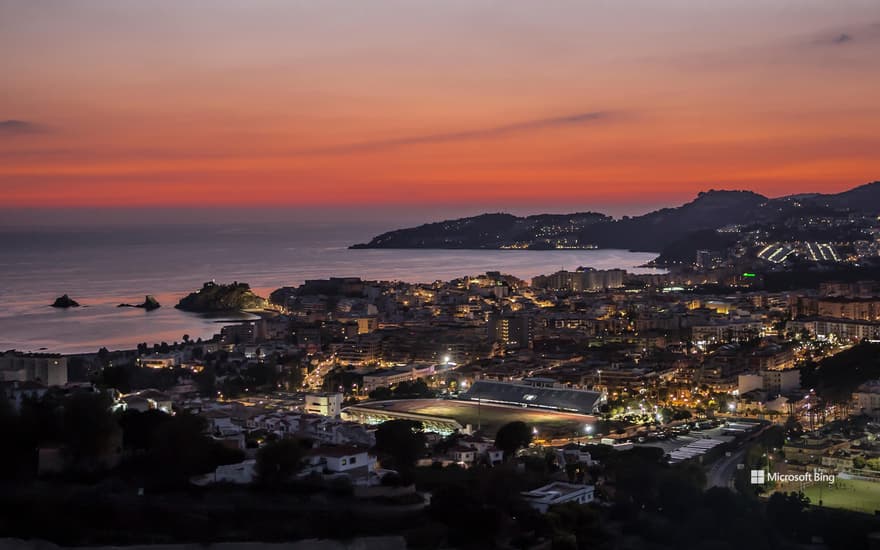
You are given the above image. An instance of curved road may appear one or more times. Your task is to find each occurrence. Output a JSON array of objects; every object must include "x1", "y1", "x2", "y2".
[
  {"x1": 707, "y1": 448, "x2": 746, "y2": 489},
  {"x1": 705, "y1": 424, "x2": 772, "y2": 490}
]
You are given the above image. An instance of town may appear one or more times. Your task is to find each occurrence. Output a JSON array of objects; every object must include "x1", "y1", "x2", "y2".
[{"x1": 3, "y1": 255, "x2": 880, "y2": 547}]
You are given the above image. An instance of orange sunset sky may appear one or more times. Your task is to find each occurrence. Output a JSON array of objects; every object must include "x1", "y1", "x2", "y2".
[{"x1": 2, "y1": 1, "x2": 880, "y2": 221}]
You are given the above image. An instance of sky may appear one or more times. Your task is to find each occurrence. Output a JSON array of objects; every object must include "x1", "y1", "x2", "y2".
[{"x1": 2, "y1": 0, "x2": 880, "y2": 224}]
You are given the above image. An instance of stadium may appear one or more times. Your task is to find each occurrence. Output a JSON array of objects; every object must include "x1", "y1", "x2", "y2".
[
  {"x1": 343, "y1": 380, "x2": 605, "y2": 437},
  {"x1": 460, "y1": 379, "x2": 605, "y2": 415}
]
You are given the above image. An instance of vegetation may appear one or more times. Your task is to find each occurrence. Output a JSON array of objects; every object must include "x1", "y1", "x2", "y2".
[
  {"x1": 494, "y1": 421, "x2": 533, "y2": 458},
  {"x1": 175, "y1": 281, "x2": 267, "y2": 312},
  {"x1": 1, "y1": 400, "x2": 878, "y2": 549},
  {"x1": 352, "y1": 212, "x2": 610, "y2": 249},
  {"x1": 255, "y1": 438, "x2": 308, "y2": 486},
  {"x1": 0, "y1": 391, "x2": 242, "y2": 486},
  {"x1": 373, "y1": 419, "x2": 427, "y2": 474},
  {"x1": 367, "y1": 379, "x2": 434, "y2": 400},
  {"x1": 801, "y1": 342, "x2": 880, "y2": 402}
]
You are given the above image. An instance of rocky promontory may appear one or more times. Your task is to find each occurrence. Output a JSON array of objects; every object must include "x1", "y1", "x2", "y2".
[
  {"x1": 50, "y1": 294, "x2": 80, "y2": 308},
  {"x1": 118, "y1": 295, "x2": 161, "y2": 311},
  {"x1": 175, "y1": 281, "x2": 267, "y2": 313}
]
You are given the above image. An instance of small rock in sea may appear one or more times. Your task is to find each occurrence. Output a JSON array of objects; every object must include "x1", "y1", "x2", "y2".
[{"x1": 51, "y1": 294, "x2": 80, "y2": 308}]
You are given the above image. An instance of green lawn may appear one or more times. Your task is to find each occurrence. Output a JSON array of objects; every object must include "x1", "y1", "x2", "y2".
[{"x1": 800, "y1": 478, "x2": 880, "y2": 514}]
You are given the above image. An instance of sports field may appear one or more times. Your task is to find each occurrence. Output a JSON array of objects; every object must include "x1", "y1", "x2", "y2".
[
  {"x1": 800, "y1": 478, "x2": 880, "y2": 514},
  {"x1": 359, "y1": 398, "x2": 606, "y2": 438}
]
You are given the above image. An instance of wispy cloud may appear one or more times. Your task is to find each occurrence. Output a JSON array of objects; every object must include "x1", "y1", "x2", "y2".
[
  {"x1": 655, "y1": 21, "x2": 880, "y2": 73},
  {"x1": 810, "y1": 22, "x2": 880, "y2": 47},
  {"x1": 0, "y1": 120, "x2": 44, "y2": 137},
  {"x1": 298, "y1": 111, "x2": 611, "y2": 155}
]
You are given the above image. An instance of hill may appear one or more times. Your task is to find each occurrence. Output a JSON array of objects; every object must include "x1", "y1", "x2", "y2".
[
  {"x1": 821, "y1": 181, "x2": 880, "y2": 211},
  {"x1": 175, "y1": 282, "x2": 267, "y2": 313},
  {"x1": 352, "y1": 182, "x2": 880, "y2": 252},
  {"x1": 585, "y1": 190, "x2": 769, "y2": 251},
  {"x1": 351, "y1": 212, "x2": 610, "y2": 249}
]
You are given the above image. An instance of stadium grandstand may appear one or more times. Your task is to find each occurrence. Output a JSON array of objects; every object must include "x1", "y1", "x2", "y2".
[{"x1": 461, "y1": 379, "x2": 604, "y2": 415}]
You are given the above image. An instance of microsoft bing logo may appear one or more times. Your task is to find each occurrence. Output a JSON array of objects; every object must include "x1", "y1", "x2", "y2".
[{"x1": 750, "y1": 470, "x2": 766, "y2": 485}]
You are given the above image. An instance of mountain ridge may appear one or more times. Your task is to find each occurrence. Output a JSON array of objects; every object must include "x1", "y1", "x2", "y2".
[{"x1": 351, "y1": 181, "x2": 880, "y2": 252}]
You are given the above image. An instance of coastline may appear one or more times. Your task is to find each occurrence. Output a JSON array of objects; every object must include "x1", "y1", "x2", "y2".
[{"x1": 1, "y1": 231, "x2": 661, "y2": 355}]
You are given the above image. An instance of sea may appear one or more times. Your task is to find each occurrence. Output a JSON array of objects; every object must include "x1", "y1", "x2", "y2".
[{"x1": 0, "y1": 222, "x2": 664, "y2": 354}]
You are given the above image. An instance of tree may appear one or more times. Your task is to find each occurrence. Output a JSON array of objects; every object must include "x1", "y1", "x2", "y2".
[
  {"x1": 255, "y1": 438, "x2": 306, "y2": 485},
  {"x1": 373, "y1": 419, "x2": 426, "y2": 472},
  {"x1": 193, "y1": 365, "x2": 217, "y2": 397},
  {"x1": 495, "y1": 421, "x2": 533, "y2": 458},
  {"x1": 393, "y1": 379, "x2": 433, "y2": 398},
  {"x1": 429, "y1": 483, "x2": 500, "y2": 547},
  {"x1": 544, "y1": 502, "x2": 608, "y2": 550},
  {"x1": 100, "y1": 365, "x2": 132, "y2": 393},
  {"x1": 147, "y1": 411, "x2": 242, "y2": 483},
  {"x1": 118, "y1": 409, "x2": 170, "y2": 452},
  {"x1": 62, "y1": 391, "x2": 122, "y2": 472},
  {"x1": 368, "y1": 386, "x2": 393, "y2": 400},
  {"x1": 767, "y1": 492, "x2": 811, "y2": 541}
]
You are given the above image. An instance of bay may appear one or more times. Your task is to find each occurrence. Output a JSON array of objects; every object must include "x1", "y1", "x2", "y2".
[{"x1": 0, "y1": 223, "x2": 664, "y2": 354}]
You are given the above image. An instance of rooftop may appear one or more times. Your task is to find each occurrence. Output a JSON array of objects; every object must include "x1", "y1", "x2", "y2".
[{"x1": 462, "y1": 380, "x2": 603, "y2": 414}]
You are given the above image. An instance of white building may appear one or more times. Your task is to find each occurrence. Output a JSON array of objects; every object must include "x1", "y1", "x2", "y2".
[
  {"x1": 854, "y1": 380, "x2": 880, "y2": 418},
  {"x1": 362, "y1": 365, "x2": 436, "y2": 392},
  {"x1": 305, "y1": 392, "x2": 344, "y2": 418},
  {"x1": 691, "y1": 321, "x2": 764, "y2": 346},
  {"x1": 761, "y1": 368, "x2": 800, "y2": 393},
  {"x1": 137, "y1": 353, "x2": 182, "y2": 369},
  {"x1": 0, "y1": 352, "x2": 67, "y2": 386},
  {"x1": 522, "y1": 482, "x2": 595, "y2": 513},
  {"x1": 301, "y1": 446, "x2": 377, "y2": 485},
  {"x1": 192, "y1": 459, "x2": 257, "y2": 486},
  {"x1": 121, "y1": 389, "x2": 173, "y2": 413},
  {"x1": 737, "y1": 369, "x2": 800, "y2": 395},
  {"x1": 449, "y1": 445, "x2": 478, "y2": 465},
  {"x1": 738, "y1": 374, "x2": 764, "y2": 395}
]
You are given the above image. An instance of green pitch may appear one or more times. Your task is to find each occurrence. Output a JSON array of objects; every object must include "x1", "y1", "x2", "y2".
[{"x1": 800, "y1": 478, "x2": 880, "y2": 514}]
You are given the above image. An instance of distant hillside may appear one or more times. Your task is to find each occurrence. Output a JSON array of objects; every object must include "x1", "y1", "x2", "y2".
[
  {"x1": 585, "y1": 190, "x2": 769, "y2": 251},
  {"x1": 351, "y1": 212, "x2": 610, "y2": 249},
  {"x1": 821, "y1": 181, "x2": 880, "y2": 211},
  {"x1": 653, "y1": 229, "x2": 741, "y2": 265},
  {"x1": 351, "y1": 182, "x2": 880, "y2": 252}
]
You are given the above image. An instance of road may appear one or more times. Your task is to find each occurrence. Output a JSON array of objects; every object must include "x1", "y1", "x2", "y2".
[
  {"x1": 705, "y1": 423, "x2": 773, "y2": 490},
  {"x1": 304, "y1": 358, "x2": 335, "y2": 390},
  {"x1": 707, "y1": 448, "x2": 746, "y2": 489}
]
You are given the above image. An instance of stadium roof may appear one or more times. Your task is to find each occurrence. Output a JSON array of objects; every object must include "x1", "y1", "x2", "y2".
[{"x1": 461, "y1": 380, "x2": 603, "y2": 414}]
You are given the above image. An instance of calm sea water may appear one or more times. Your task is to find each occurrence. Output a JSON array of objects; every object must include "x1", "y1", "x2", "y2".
[{"x1": 0, "y1": 223, "x2": 663, "y2": 354}]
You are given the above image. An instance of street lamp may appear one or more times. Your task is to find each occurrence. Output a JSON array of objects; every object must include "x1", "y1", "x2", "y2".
[{"x1": 583, "y1": 424, "x2": 593, "y2": 445}]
